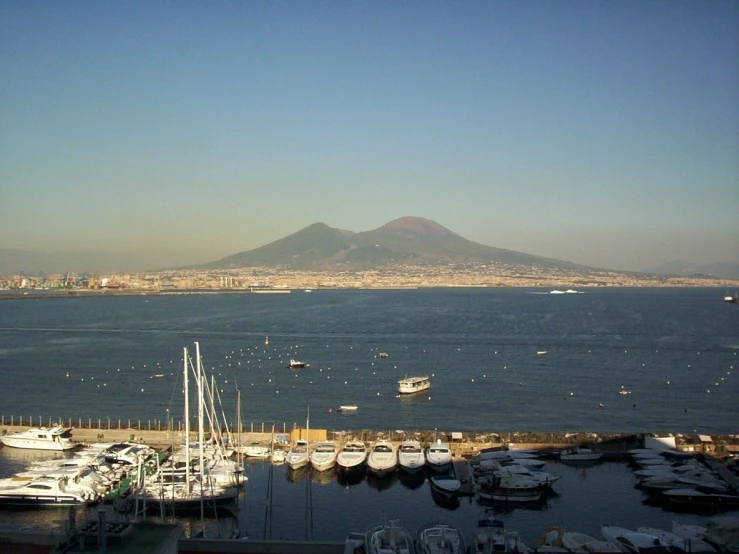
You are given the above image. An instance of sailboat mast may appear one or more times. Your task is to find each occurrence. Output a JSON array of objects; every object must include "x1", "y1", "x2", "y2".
[
  {"x1": 195, "y1": 341, "x2": 206, "y2": 534},
  {"x1": 184, "y1": 347, "x2": 190, "y2": 485}
]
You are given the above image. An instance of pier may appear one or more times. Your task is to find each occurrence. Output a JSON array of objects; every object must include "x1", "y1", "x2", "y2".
[{"x1": 3, "y1": 422, "x2": 736, "y2": 462}]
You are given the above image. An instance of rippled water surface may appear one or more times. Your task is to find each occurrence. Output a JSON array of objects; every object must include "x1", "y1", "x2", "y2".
[{"x1": 0, "y1": 287, "x2": 736, "y2": 433}]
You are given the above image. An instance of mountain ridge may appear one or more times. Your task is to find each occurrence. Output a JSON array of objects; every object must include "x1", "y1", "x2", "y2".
[{"x1": 200, "y1": 216, "x2": 584, "y2": 271}]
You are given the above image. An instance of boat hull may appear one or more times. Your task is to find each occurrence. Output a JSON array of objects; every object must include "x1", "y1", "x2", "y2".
[
  {"x1": 0, "y1": 495, "x2": 90, "y2": 507},
  {"x1": 0, "y1": 427, "x2": 76, "y2": 451},
  {"x1": 397, "y1": 377, "x2": 431, "y2": 395}
]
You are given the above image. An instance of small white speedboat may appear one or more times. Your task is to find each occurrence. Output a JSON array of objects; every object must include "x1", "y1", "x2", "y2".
[
  {"x1": 425, "y1": 440, "x2": 452, "y2": 472},
  {"x1": 286, "y1": 440, "x2": 310, "y2": 470},
  {"x1": 234, "y1": 443, "x2": 271, "y2": 458},
  {"x1": 336, "y1": 441, "x2": 367, "y2": 472},
  {"x1": 367, "y1": 439, "x2": 397, "y2": 476},
  {"x1": 309, "y1": 441, "x2": 338, "y2": 472},
  {"x1": 398, "y1": 440, "x2": 426, "y2": 473}
]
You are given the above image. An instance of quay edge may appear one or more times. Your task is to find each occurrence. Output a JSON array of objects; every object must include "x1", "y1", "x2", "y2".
[{"x1": 2, "y1": 425, "x2": 735, "y2": 460}]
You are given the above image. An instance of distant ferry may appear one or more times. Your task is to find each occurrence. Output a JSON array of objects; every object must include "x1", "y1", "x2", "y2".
[
  {"x1": 725, "y1": 293, "x2": 739, "y2": 304},
  {"x1": 249, "y1": 285, "x2": 291, "y2": 294},
  {"x1": 398, "y1": 375, "x2": 431, "y2": 395}
]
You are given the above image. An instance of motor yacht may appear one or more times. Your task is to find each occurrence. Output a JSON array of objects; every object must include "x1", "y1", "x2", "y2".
[
  {"x1": 286, "y1": 439, "x2": 310, "y2": 470},
  {"x1": 425, "y1": 440, "x2": 452, "y2": 472},
  {"x1": 309, "y1": 441, "x2": 338, "y2": 472},
  {"x1": 367, "y1": 439, "x2": 397, "y2": 476},
  {"x1": 336, "y1": 440, "x2": 367, "y2": 472},
  {"x1": 0, "y1": 426, "x2": 76, "y2": 451},
  {"x1": 398, "y1": 440, "x2": 426, "y2": 473}
]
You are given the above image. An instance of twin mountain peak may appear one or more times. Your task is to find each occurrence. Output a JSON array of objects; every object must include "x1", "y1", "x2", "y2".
[{"x1": 202, "y1": 216, "x2": 579, "y2": 271}]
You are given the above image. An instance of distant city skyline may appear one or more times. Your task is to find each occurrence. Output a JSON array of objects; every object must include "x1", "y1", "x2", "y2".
[{"x1": 1, "y1": 2, "x2": 737, "y2": 273}]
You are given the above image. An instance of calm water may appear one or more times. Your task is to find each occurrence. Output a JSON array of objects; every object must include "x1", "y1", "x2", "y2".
[
  {"x1": 0, "y1": 447, "x2": 727, "y2": 544},
  {"x1": 0, "y1": 288, "x2": 736, "y2": 541},
  {"x1": 0, "y1": 287, "x2": 736, "y2": 433}
]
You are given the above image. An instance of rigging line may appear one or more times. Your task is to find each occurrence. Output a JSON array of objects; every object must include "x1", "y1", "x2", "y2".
[{"x1": 165, "y1": 354, "x2": 184, "y2": 421}]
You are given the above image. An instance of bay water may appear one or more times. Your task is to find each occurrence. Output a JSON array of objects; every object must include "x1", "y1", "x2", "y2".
[{"x1": 0, "y1": 287, "x2": 736, "y2": 542}]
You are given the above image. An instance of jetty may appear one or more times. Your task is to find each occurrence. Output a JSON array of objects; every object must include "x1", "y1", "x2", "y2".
[{"x1": 2, "y1": 422, "x2": 736, "y2": 462}]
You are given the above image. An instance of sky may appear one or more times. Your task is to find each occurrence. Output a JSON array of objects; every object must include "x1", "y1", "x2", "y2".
[{"x1": 1, "y1": 1, "x2": 738, "y2": 273}]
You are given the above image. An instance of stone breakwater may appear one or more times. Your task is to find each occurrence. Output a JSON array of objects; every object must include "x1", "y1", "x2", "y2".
[{"x1": 2, "y1": 424, "x2": 736, "y2": 459}]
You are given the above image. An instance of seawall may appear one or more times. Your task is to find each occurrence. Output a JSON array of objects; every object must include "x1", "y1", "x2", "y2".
[{"x1": 2, "y1": 424, "x2": 735, "y2": 460}]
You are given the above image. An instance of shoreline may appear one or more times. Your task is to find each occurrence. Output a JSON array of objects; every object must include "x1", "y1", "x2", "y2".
[{"x1": 1, "y1": 284, "x2": 737, "y2": 301}]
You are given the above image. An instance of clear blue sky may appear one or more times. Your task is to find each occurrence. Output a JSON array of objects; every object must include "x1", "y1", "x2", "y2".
[{"x1": 1, "y1": 1, "x2": 737, "y2": 272}]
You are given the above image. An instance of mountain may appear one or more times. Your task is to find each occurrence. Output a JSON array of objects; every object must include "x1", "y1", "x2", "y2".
[
  {"x1": 646, "y1": 260, "x2": 739, "y2": 280},
  {"x1": 201, "y1": 216, "x2": 582, "y2": 270}
]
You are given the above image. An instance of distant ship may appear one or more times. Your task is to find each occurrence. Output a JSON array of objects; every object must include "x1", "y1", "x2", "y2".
[
  {"x1": 249, "y1": 285, "x2": 291, "y2": 294},
  {"x1": 724, "y1": 293, "x2": 739, "y2": 304}
]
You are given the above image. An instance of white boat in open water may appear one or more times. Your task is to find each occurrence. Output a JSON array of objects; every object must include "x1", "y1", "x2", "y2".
[
  {"x1": 0, "y1": 425, "x2": 76, "y2": 451},
  {"x1": 398, "y1": 376, "x2": 430, "y2": 395}
]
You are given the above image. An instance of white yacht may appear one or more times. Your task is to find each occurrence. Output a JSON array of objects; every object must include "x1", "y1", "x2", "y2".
[
  {"x1": 397, "y1": 376, "x2": 430, "y2": 395},
  {"x1": 234, "y1": 443, "x2": 271, "y2": 458},
  {"x1": 398, "y1": 440, "x2": 425, "y2": 473},
  {"x1": 425, "y1": 440, "x2": 453, "y2": 472},
  {"x1": 0, "y1": 426, "x2": 76, "y2": 451},
  {"x1": 367, "y1": 439, "x2": 397, "y2": 476},
  {"x1": 309, "y1": 441, "x2": 338, "y2": 472},
  {"x1": 286, "y1": 439, "x2": 310, "y2": 470},
  {"x1": 0, "y1": 475, "x2": 98, "y2": 506},
  {"x1": 336, "y1": 440, "x2": 367, "y2": 472}
]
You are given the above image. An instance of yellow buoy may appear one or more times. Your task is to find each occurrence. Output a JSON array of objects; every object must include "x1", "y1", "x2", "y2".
[
  {"x1": 265, "y1": 336, "x2": 269, "y2": 346},
  {"x1": 66, "y1": 372, "x2": 70, "y2": 378}
]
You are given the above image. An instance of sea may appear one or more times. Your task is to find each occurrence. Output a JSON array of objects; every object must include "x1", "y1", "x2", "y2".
[{"x1": 0, "y1": 287, "x2": 737, "y2": 543}]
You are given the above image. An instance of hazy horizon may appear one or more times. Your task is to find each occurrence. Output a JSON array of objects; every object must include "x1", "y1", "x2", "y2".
[{"x1": 2, "y1": 3, "x2": 737, "y2": 273}]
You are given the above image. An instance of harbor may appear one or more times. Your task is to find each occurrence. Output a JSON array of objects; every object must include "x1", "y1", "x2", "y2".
[
  {"x1": 1, "y1": 428, "x2": 738, "y2": 553},
  {"x1": 0, "y1": 288, "x2": 737, "y2": 552}
]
